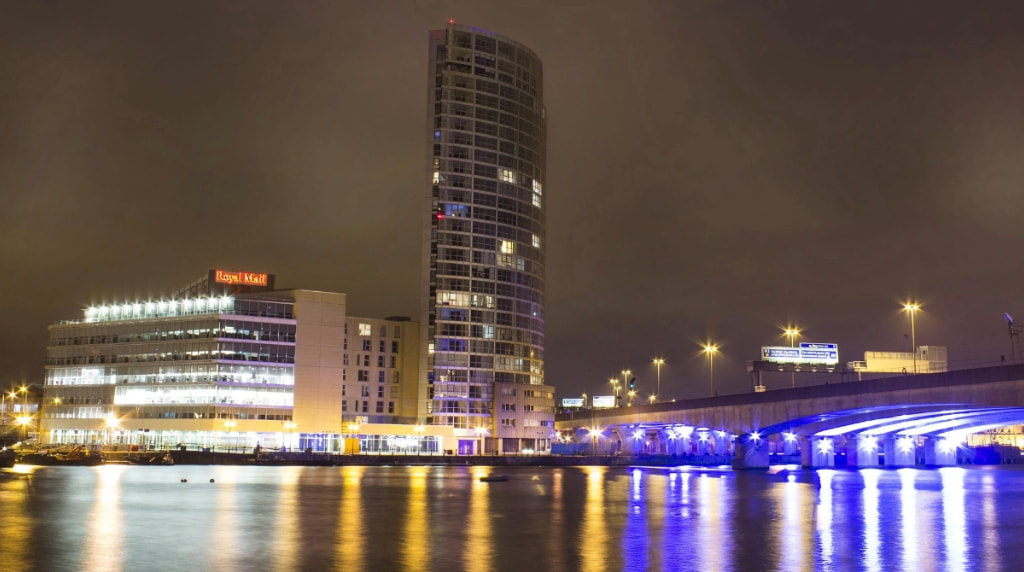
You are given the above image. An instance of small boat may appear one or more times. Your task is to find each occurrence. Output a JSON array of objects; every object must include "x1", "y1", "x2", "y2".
[
  {"x1": 18, "y1": 446, "x2": 104, "y2": 466},
  {"x1": 479, "y1": 475, "x2": 509, "y2": 482}
]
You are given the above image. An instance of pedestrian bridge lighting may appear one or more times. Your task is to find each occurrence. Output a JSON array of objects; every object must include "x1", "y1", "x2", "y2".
[
  {"x1": 631, "y1": 429, "x2": 645, "y2": 440},
  {"x1": 938, "y1": 438, "x2": 957, "y2": 454},
  {"x1": 750, "y1": 431, "x2": 761, "y2": 442},
  {"x1": 816, "y1": 439, "x2": 834, "y2": 454},
  {"x1": 783, "y1": 432, "x2": 797, "y2": 443}
]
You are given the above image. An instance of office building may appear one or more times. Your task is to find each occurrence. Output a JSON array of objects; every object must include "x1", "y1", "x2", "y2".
[
  {"x1": 420, "y1": 23, "x2": 555, "y2": 454},
  {"x1": 39, "y1": 269, "x2": 450, "y2": 453}
]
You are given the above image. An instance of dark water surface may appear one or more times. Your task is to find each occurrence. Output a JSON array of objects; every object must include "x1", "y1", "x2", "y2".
[{"x1": 2, "y1": 463, "x2": 1022, "y2": 571}]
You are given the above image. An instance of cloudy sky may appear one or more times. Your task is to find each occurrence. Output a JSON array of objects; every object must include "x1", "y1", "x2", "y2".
[{"x1": 3, "y1": 1, "x2": 1024, "y2": 400}]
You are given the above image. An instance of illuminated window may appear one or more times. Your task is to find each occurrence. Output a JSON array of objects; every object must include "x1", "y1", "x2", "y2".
[
  {"x1": 433, "y1": 171, "x2": 441, "y2": 184},
  {"x1": 532, "y1": 234, "x2": 540, "y2": 248},
  {"x1": 532, "y1": 194, "x2": 541, "y2": 208},
  {"x1": 359, "y1": 323, "x2": 372, "y2": 336},
  {"x1": 500, "y1": 240, "x2": 514, "y2": 254},
  {"x1": 438, "y1": 291, "x2": 470, "y2": 307},
  {"x1": 482, "y1": 326, "x2": 495, "y2": 339},
  {"x1": 501, "y1": 169, "x2": 515, "y2": 183},
  {"x1": 532, "y1": 180, "x2": 542, "y2": 195}
]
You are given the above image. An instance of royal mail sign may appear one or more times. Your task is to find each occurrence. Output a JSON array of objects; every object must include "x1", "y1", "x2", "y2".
[{"x1": 214, "y1": 269, "x2": 269, "y2": 286}]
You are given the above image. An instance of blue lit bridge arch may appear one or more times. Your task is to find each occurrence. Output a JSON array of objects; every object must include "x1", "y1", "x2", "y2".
[{"x1": 554, "y1": 364, "x2": 1024, "y2": 468}]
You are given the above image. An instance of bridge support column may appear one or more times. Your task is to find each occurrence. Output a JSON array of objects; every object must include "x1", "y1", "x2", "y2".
[
  {"x1": 810, "y1": 437, "x2": 835, "y2": 468},
  {"x1": 924, "y1": 437, "x2": 957, "y2": 466},
  {"x1": 799, "y1": 436, "x2": 813, "y2": 468},
  {"x1": 731, "y1": 435, "x2": 769, "y2": 469},
  {"x1": 883, "y1": 437, "x2": 916, "y2": 467}
]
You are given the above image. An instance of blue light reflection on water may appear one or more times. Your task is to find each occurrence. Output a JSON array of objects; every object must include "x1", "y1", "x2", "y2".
[{"x1": 4, "y1": 464, "x2": 1024, "y2": 571}]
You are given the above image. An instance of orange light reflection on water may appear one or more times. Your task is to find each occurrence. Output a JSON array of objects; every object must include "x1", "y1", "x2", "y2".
[
  {"x1": 271, "y1": 466, "x2": 302, "y2": 571},
  {"x1": 465, "y1": 467, "x2": 494, "y2": 572},
  {"x1": 579, "y1": 466, "x2": 609, "y2": 571},
  {"x1": 336, "y1": 466, "x2": 366, "y2": 571},
  {"x1": 83, "y1": 465, "x2": 125, "y2": 572},
  {"x1": 402, "y1": 469, "x2": 430, "y2": 572},
  {"x1": 0, "y1": 466, "x2": 35, "y2": 570}
]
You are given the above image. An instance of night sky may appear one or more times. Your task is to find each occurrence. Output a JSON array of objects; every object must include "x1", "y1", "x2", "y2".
[{"x1": 4, "y1": 1, "x2": 1024, "y2": 401}]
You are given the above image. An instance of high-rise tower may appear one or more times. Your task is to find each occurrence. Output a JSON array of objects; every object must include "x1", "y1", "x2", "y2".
[{"x1": 419, "y1": 23, "x2": 554, "y2": 454}]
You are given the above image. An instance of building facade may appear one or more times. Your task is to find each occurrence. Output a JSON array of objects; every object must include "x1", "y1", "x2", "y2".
[
  {"x1": 39, "y1": 270, "x2": 449, "y2": 453},
  {"x1": 420, "y1": 23, "x2": 555, "y2": 454}
]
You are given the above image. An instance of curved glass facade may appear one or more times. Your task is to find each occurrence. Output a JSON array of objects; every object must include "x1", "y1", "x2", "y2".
[{"x1": 421, "y1": 24, "x2": 551, "y2": 449}]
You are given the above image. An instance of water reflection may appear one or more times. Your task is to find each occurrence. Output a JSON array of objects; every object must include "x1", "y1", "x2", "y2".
[
  {"x1": 8, "y1": 464, "x2": 1024, "y2": 571},
  {"x1": 861, "y1": 469, "x2": 882, "y2": 572},
  {"x1": 271, "y1": 466, "x2": 301, "y2": 571},
  {"x1": 402, "y1": 469, "x2": 429, "y2": 572},
  {"x1": 0, "y1": 468, "x2": 34, "y2": 570},
  {"x1": 211, "y1": 466, "x2": 241, "y2": 569},
  {"x1": 465, "y1": 468, "x2": 494, "y2": 572},
  {"x1": 898, "y1": 469, "x2": 919, "y2": 571},
  {"x1": 940, "y1": 468, "x2": 966, "y2": 570},
  {"x1": 336, "y1": 466, "x2": 365, "y2": 571},
  {"x1": 696, "y1": 473, "x2": 727, "y2": 571},
  {"x1": 621, "y1": 468, "x2": 650, "y2": 570},
  {"x1": 579, "y1": 466, "x2": 609, "y2": 571},
  {"x1": 778, "y1": 473, "x2": 810, "y2": 572},
  {"x1": 816, "y1": 470, "x2": 835, "y2": 568}
]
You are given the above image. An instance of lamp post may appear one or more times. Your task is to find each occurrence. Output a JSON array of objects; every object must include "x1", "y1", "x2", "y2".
[
  {"x1": 703, "y1": 343, "x2": 719, "y2": 397},
  {"x1": 621, "y1": 369, "x2": 632, "y2": 397},
  {"x1": 414, "y1": 424, "x2": 425, "y2": 455},
  {"x1": 784, "y1": 327, "x2": 800, "y2": 388},
  {"x1": 609, "y1": 378, "x2": 620, "y2": 406},
  {"x1": 627, "y1": 389, "x2": 636, "y2": 407},
  {"x1": 904, "y1": 303, "x2": 920, "y2": 374},
  {"x1": 474, "y1": 426, "x2": 488, "y2": 456},
  {"x1": 284, "y1": 421, "x2": 296, "y2": 452},
  {"x1": 652, "y1": 358, "x2": 665, "y2": 402},
  {"x1": 224, "y1": 420, "x2": 237, "y2": 452}
]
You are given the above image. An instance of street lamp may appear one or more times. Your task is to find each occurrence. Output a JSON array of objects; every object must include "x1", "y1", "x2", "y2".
[
  {"x1": 627, "y1": 389, "x2": 636, "y2": 406},
  {"x1": 474, "y1": 426, "x2": 488, "y2": 456},
  {"x1": 648, "y1": 394, "x2": 656, "y2": 405},
  {"x1": 621, "y1": 369, "x2": 632, "y2": 396},
  {"x1": 652, "y1": 358, "x2": 665, "y2": 402},
  {"x1": 224, "y1": 420, "x2": 237, "y2": 452},
  {"x1": 17, "y1": 415, "x2": 30, "y2": 443},
  {"x1": 784, "y1": 327, "x2": 800, "y2": 388},
  {"x1": 904, "y1": 302, "x2": 920, "y2": 374},
  {"x1": 284, "y1": 421, "x2": 297, "y2": 451},
  {"x1": 105, "y1": 414, "x2": 120, "y2": 447},
  {"x1": 413, "y1": 424, "x2": 425, "y2": 455},
  {"x1": 587, "y1": 426, "x2": 601, "y2": 455},
  {"x1": 702, "y1": 343, "x2": 719, "y2": 397},
  {"x1": 609, "y1": 378, "x2": 620, "y2": 406}
]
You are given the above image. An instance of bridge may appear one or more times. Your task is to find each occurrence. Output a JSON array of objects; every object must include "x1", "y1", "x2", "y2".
[{"x1": 553, "y1": 363, "x2": 1024, "y2": 469}]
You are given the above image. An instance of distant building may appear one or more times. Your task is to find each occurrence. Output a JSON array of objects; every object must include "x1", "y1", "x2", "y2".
[
  {"x1": 39, "y1": 269, "x2": 454, "y2": 453},
  {"x1": 419, "y1": 23, "x2": 555, "y2": 454},
  {"x1": 847, "y1": 346, "x2": 948, "y2": 375}
]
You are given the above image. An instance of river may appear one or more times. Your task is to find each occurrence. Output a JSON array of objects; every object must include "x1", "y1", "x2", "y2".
[{"x1": 1, "y1": 463, "x2": 1021, "y2": 571}]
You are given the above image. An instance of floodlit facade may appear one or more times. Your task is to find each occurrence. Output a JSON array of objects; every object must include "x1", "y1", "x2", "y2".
[
  {"x1": 420, "y1": 23, "x2": 555, "y2": 454},
  {"x1": 39, "y1": 270, "x2": 451, "y2": 453},
  {"x1": 847, "y1": 346, "x2": 948, "y2": 375}
]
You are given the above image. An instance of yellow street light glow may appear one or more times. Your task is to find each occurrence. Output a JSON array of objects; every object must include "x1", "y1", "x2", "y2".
[{"x1": 903, "y1": 301, "x2": 922, "y2": 374}]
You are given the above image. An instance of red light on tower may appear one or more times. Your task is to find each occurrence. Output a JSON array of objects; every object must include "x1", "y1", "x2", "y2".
[
  {"x1": 435, "y1": 213, "x2": 445, "y2": 220},
  {"x1": 448, "y1": 18, "x2": 455, "y2": 24}
]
